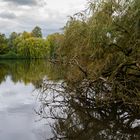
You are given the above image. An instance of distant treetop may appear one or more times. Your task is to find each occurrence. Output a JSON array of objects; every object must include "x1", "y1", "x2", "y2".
[{"x1": 31, "y1": 26, "x2": 42, "y2": 38}]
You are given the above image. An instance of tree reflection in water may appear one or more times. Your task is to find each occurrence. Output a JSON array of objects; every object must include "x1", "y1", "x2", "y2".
[
  {"x1": 0, "y1": 60, "x2": 139, "y2": 139},
  {"x1": 36, "y1": 80, "x2": 140, "y2": 140}
]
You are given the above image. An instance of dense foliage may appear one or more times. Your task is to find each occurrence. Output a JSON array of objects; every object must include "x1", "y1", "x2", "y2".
[
  {"x1": 15, "y1": 35, "x2": 48, "y2": 58},
  {"x1": 31, "y1": 26, "x2": 42, "y2": 38},
  {"x1": 46, "y1": 33, "x2": 64, "y2": 59},
  {"x1": 0, "y1": 33, "x2": 8, "y2": 54},
  {"x1": 0, "y1": 26, "x2": 60, "y2": 59},
  {"x1": 53, "y1": 0, "x2": 140, "y2": 108}
]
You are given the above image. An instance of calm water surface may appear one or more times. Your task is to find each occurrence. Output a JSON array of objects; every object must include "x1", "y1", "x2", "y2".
[
  {"x1": 0, "y1": 60, "x2": 55, "y2": 140},
  {"x1": 0, "y1": 60, "x2": 140, "y2": 140}
]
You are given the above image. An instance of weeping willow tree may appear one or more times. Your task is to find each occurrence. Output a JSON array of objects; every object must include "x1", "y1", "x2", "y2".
[
  {"x1": 56, "y1": 0, "x2": 140, "y2": 108},
  {"x1": 17, "y1": 37, "x2": 48, "y2": 58},
  {"x1": 14, "y1": 31, "x2": 48, "y2": 58}
]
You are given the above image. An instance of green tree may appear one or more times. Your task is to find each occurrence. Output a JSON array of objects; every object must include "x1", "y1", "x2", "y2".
[
  {"x1": 17, "y1": 37, "x2": 48, "y2": 58},
  {"x1": 8, "y1": 32, "x2": 19, "y2": 52},
  {"x1": 0, "y1": 33, "x2": 8, "y2": 54},
  {"x1": 46, "y1": 33, "x2": 64, "y2": 59},
  {"x1": 31, "y1": 26, "x2": 42, "y2": 38},
  {"x1": 57, "y1": 0, "x2": 140, "y2": 107},
  {"x1": 8, "y1": 32, "x2": 18, "y2": 46}
]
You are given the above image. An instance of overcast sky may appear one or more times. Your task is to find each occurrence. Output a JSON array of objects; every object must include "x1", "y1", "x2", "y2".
[{"x1": 0, "y1": 0, "x2": 87, "y2": 36}]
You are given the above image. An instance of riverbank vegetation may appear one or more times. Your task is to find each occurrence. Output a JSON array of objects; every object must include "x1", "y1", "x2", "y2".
[
  {"x1": 0, "y1": 26, "x2": 64, "y2": 59},
  {"x1": 0, "y1": 27, "x2": 46, "y2": 58},
  {"x1": 60, "y1": 0, "x2": 140, "y2": 107},
  {"x1": 40, "y1": 0, "x2": 140, "y2": 113}
]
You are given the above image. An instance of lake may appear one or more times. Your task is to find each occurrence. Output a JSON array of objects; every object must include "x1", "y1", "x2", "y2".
[
  {"x1": 0, "y1": 60, "x2": 140, "y2": 140},
  {"x1": 0, "y1": 60, "x2": 56, "y2": 140}
]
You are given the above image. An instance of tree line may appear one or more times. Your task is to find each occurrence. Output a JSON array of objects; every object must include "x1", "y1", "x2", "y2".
[{"x1": 0, "y1": 26, "x2": 63, "y2": 59}]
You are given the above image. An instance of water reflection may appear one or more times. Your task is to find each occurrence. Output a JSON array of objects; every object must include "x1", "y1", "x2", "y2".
[
  {"x1": 0, "y1": 60, "x2": 60, "y2": 140},
  {"x1": 0, "y1": 60, "x2": 63, "y2": 85},
  {"x1": 37, "y1": 80, "x2": 140, "y2": 140},
  {"x1": 0, "y1": 60, "x2": 140, "y2": 140}
]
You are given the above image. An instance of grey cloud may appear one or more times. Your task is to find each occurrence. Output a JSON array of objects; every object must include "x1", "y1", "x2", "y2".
[
  {"x1": 0, "y1": 0, "x2": 85, "y2": 36},
  {"x1": 3, "y1": 0, "x2": 38, "y2": 6},
  {"x1": 0, "y1": 12, "x2": 16, "y2": 19}
]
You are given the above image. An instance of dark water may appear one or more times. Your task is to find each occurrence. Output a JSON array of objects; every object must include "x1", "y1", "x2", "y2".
[{"x1": 0, "y1": 60, "x2": 140, "y2": 140}]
